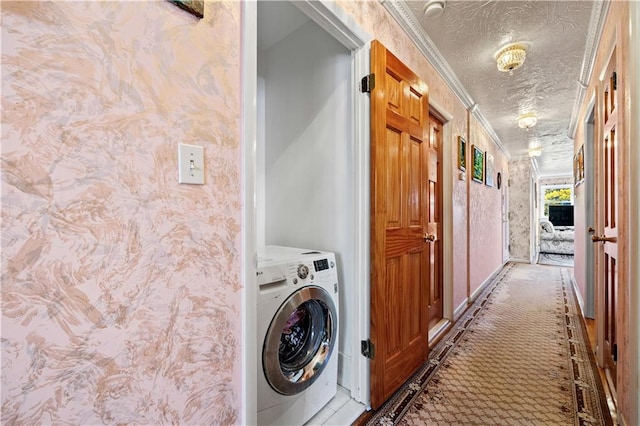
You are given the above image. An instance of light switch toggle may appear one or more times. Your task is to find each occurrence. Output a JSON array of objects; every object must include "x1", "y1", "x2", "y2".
[{"x1": 178, "y1": 143, "x2": 205, "y2": 185}]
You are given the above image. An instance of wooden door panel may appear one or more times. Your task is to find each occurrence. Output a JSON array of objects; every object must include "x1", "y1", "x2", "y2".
[
  {"x1": 385, "y1": 231, "x2": 423, "y2": 258},
  {"x1": 370, "y1": 40, "x2": 429, "y2": 409},
  {"x1": 384, "y1": 256, "x2": 402, "y2": 357},
  {"x1": 408, "y1": 136, "x2": 423, "y2": 226},
  {"x1": 408, "y1": 87, "x2": 423, "y2": 125},
  {"x1": 385, "y1": 128, "x2": 402, "y2": 228},
  {"x1": 427, "y1": 115, "x2": 443, "y2": 330},
  {"x1": 597, "y1": 50, "x2": 618, "y2": 385},
  {"x1": 407, "y1": 251, "x2": 423, "y2": 341},
  {"x1": 428, "y1": 154, "x2": 438, "y2": 183},
  {"x1": 385, "y1": 73, "x2": 402, "y2": 115},
  {"x1": 387, "y1": 110, "x2": 424, "y2": 139},
  {"x1": 606, "y1": 127, "x2": 617, "y2": 228}
]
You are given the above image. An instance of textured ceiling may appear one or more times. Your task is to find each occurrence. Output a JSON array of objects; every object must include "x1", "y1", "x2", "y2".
[{"x1": 401, "y1": 0, "x2": 598, "y2": 176}]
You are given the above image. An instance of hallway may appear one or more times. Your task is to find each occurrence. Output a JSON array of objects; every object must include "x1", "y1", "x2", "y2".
[
  {"x1": 1, "y1": 2, "x2": 639, "y2": 425},
  {"x1": 356, "y1": 263, "x2": 612, "y2": 425}
]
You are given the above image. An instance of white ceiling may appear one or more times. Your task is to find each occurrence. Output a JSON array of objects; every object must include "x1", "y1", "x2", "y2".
[
  {"x1": 388, "y1": 0, "x2": 609, "y2": 177},
  {"x1": 257, "y1": 1, "x2": 309, "y2": 52},
  {"x1": 257, "y1": 1, "x2": 608, "y2": 177}
]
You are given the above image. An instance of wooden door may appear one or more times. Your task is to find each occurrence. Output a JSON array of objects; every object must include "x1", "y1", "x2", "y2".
[
  {"x1": 369, "y1": 40, "x2": 430, "y2": 409},
  {"x1": 595, "y1": 51, "x2": 618, "y2": 385},
  {"x1": 427, "y1": 114, "x2": 443, "y2": 330}
]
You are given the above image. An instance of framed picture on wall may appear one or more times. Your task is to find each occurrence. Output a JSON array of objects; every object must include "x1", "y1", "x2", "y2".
[
  {"x1": 472, "y1": 145, "x2": 484, "y2": 183},
  {"x1": 485, "y1": 152, "x2": 494, "y2": 187},
  {"x1": 458, "y1": 136, "x2": 467, "y2": 171},
  {"x1": 574, "y1": 144, "x2": 585, "y2": 186},
  {"x1": 169, "y1": 0, "x2": 204, "y2": 18}
]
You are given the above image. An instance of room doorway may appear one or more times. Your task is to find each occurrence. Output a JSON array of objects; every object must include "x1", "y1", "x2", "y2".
[
  {"x1": 538, "y1": 184, "x2": 575, "y2": 266},
  {"x1": 242, "y1": 1, "x2": 371, "y2": 421}
]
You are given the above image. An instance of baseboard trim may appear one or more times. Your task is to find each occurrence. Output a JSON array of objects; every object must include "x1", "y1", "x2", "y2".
[
  {"x1": 454, "y1": 263, "x2": 507, "y2": 321},
  {"x1": 469, "y1": 263, "x2": 504, "y2": 303},
  {"x1": 454, "y1": 298, "x2": 469, "y2": 321},
  {"x1": 428, "y1": 319, "x2": 451, "y2": 345},
  {"x1": 571, "y1": 274, "x2": 586, "y2": 316},
  {"x1": 510, "y1": 257, "x2": 532, "y2": 264}
]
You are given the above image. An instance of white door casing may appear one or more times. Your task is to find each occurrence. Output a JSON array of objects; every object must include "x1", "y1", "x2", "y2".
[{"x1": 242, "y1": 1, "x2": 372, "y2": 417}]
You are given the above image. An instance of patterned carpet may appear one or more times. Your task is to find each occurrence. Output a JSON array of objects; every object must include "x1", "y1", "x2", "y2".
[{"x1": 365, "y1": 263, "x2": 612, "y2": 426}]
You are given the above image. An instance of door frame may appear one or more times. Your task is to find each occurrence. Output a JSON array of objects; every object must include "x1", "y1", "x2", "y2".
[
  {"x1": 594, "y1": 41, "x2": 616, "y2": 372},
  {"x1": 428, "y1": 101, "x2": 454, "y2": 339},
  {"x1": 241, "y1": 2, "x2": 372, "y2": 420},
  {"x1": 584, "y1": 96, "x2": 596, "y2": 319},
  {"x1": 501, "y1": 174, "x2": 509, "y2": 264},
  {"x1": 242, "y1": 2, "x2": 457, "y2": 415},
  {"x1": 629, "y1": 4, "x2": 640, "y2": 425}
]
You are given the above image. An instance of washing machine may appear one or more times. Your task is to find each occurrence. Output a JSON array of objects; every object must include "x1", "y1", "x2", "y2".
[{"x1": 256, "y1": 245, "x2": 339, "y2": 425}]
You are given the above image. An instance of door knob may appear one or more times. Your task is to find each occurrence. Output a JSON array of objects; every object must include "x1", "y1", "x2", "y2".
[
  {"x1": 587, "y1": 227, "x2": 595, "y2": 233},
  {"x1": 591, "y1": 235, "x2": 617, "y2": 243},
  {"x1": 423, "y1": 233, "x2": 436, "y2": 242}
]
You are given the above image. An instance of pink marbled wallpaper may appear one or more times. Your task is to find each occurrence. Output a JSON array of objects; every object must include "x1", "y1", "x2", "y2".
[
  {"x1": 1, "y1": 1, "x2": 242, "y2": 424},
  {"x1": 468, "y1": 119, "x2": 507, "y2": 296}
]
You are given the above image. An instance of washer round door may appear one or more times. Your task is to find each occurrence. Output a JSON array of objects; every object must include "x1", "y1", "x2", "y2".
[{"x1": 263, "y1": 285, "x2": 337, "y2": 395}]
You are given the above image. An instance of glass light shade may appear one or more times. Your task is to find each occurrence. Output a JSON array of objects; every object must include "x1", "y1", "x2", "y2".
[
  {"x1": 495, "y1": 44, "x2": 527, "y2": 73},
  {"x1": 424, "y1": 1, "x2": 445, "y2": 18},
  {"x1": 517, "y1": 112, "x2": 538, "y2": 129}
]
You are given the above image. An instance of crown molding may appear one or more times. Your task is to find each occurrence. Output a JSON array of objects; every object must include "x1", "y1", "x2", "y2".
[
  {"x1": 568, "y1": 0, "x2": 610, "y2": 138},
  {"x1": 380, "y1": 0, "x2": 509, "y2": 158}
]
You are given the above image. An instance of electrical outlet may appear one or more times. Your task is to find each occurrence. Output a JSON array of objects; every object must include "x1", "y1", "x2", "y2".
[{"x1": 178, "y1": 143, "x2": 204, "y2": 185}]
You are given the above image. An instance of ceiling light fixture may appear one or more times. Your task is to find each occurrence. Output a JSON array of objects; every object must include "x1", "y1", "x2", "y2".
[
  {"x1": 495, "y1": 43, "x2": 527, "y2": 74},
  {"x1": 517, "y1": 111, "x2": 537, "y2": 130},
  {"x1": 423, "y1": 0, "x2": 446, "y2": 18},
  {"x1": 528, "y1": 148, "x2": 542, "y2": 157}
]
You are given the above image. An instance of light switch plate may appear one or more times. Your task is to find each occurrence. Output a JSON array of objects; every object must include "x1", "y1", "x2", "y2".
[{"x1": 178, "y1": 143, "x2": 204, "y2": 185}]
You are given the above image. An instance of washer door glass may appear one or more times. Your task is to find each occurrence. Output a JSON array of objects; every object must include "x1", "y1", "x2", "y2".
[{"x1": 263, "y1": 286, "x2": 337, "y2": 395}]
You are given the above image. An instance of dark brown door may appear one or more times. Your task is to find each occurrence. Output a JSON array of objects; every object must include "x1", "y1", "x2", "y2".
[
  {"x1": 369, "y1": 40, "x2": 430, "y2": 409},
  {"x1": 427, "y1": 114, "x2": 443, "y2": 330}
]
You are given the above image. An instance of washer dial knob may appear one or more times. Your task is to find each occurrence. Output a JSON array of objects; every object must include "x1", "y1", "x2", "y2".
[{"x1": 297, "y1": 264, "x2": 309, "y2": 279}]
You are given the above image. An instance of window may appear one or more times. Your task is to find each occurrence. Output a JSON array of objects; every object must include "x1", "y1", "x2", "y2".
[{"x1": 540, "y1": 185, "x2": 573, "y2": 218}]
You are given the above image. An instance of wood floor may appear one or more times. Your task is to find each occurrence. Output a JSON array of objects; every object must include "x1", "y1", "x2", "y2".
[{"x1": 583, "y1": 317, "x2": 618, "y2": 424}]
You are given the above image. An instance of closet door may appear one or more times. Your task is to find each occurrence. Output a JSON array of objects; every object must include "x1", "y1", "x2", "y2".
[{"x1": 369, "y1": 40, "x2": 430, "y2": 409}]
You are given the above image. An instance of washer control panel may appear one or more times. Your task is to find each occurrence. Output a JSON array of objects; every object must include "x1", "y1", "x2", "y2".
[
  {"x1": 288, "y1": 257, "x2": 336, "y2": 285},
  {"x1": 297, "y1": 264, "x2": 310, "y2": 279}
]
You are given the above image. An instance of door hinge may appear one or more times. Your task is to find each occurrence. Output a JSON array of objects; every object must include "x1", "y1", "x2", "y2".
[
  {"x1": 612, "y1": 72, "x2": 617, "y2": 90},
  {"x1": 612, "y1": 343, "x2": 618, "y2": 362},
  {"x1": 361, "y1": 339, "x2": 375, "y2": 359},
  {"x1": 360, "y1": 74, "x2": 375, "y2": 93}
]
